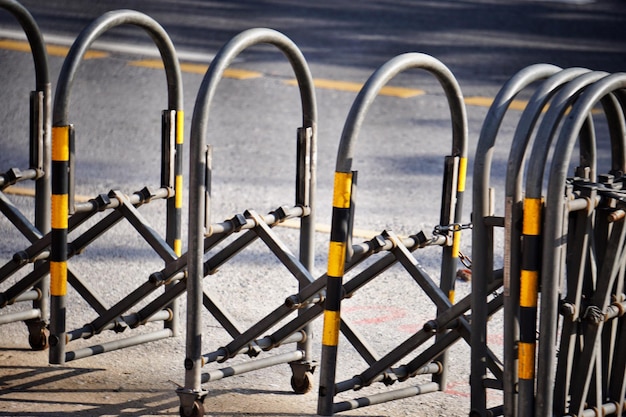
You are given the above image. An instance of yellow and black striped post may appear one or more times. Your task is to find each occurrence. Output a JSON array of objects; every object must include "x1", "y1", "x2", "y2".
[
  {"x1": 164, "y1": 109, "x2": 184, "y2": 334},
  {"x1": 174, "y1": 110, "x2": 184, "y2": 257},
  {"x1": 518, "y1": 196, "x2": 542, "y2": 416},
  {"x1": 49, "y1": 124, "x2": 71, "y2": 365},
  {"x1": 317, "y1": 170, "x2": 353, "y2": 416},
  {"x1": 441, "y1": 155, "x2": 467, "y2": 304},
  {"x1": 433, "y1": 154, "x2": 467, "y2": 388},
  {"x1": 451, "y1": 156, "x2": 468, "y2": 294}
]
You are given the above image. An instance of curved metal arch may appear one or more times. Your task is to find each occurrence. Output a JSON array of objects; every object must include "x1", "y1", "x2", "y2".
[
  {"x1": 48, "y1": 9, "x2": 184, "y2": 366},
  {"x1": 506, "y1": 68, "x2": 591, "y2": 204},
  {"x1": 537, "y1": 72, "x2": 626, "y2": 417},
  {"x1": 599, "y1": 89, "x2": 626, "y2": 173},
  {"x1": 472, "y1": 63, "x2": 561, "y2": 230},
  {"x1": 318, "y1": 52, "x2": 468, "y2": 417},
  {"x1": 184, "y1": 26, "x2": 317, "y2": 399},
  {"x1": 498, "y1": 66, "x2": 590, "y2": 417},
  {"x1": 509, "y1": 69, "x2": 614, "y2": 417},
  {"x1": 189, "y1": 28, "x2": 316, "y2": 147},
  {"x1": 188, "y1": 27, "x2": 317, "y2": 237},
  {"x1": 329, "y1": 52, "x2": 467, "y2": 296},
  {"x1": 334, "y1": 52, "x2": 467, "y2": 174},
  {"x1": 525, "y1": 71, "x2": 610, "y2": 198},
  {"x1": 469, "y1": 63, "x2": 561, "y2": 417},
  {"x1": 52, "y1": 9, "x2": 183, "y2": 125},
  {"x1": 0, "y1": 0, "x2": 49, "y2": 89}
]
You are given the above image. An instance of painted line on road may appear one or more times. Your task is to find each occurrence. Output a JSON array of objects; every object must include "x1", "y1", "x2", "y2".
[
  {"x1": 129, "y1": 59, "x2": 262, "y2": 80},
  {"x1": 464, "y1": 96, "x2": 530, "y2": 111},
  {"x1": 285, "y1": 78, "x2": 425, "y2": 98},
  {"x1": 1, "y1": 30, "x2": 541, "y2": 109},
  {"x1": 0, "y1": 28, "x2": 216, "y2": 63},
  {"x1": 0, "y1": 38, "x2": 108, "y2": 59}
]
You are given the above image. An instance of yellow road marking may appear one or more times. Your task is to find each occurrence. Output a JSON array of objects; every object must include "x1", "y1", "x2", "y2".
[
  {"x1": 286, "y1": 78, "x2": 424, "y2": 98},
  {"x1": 465, "y1": 95, "x2": 601, "y2": 114},
  {"x1": 0, "y1": 39, "x2": 108, "y2": 59},
  {"x1": 129, "y1": 59, "x2": 262, "y2": 79},
  {"x1": 464, "y1": 96, "x2": 530, "y2": 111},
  {"x1": 5, "y1": 38, "x2": 590, "y2": 111}
]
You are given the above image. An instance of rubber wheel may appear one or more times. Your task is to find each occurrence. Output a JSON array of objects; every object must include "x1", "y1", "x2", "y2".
[
  {"x1": 291, "y1": 371, "x2": 314, "y2": 394},
  {"x1": 28, "y1": 328, "x2": 48, "y2": 351},
  {"x1": 179, "y1": 401, "x2": 204, "y2": 417}
]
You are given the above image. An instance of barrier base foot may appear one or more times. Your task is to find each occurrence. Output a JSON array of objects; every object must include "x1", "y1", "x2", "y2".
[
  {"x1": 289, "y1": 360, "x2": 317, "y2": 394},
  {"x1": 25, "y1": 318, "x2": 48, "y2": 350},
  {"x1": 177, "y1": 388, "x2": 207, "y2": 417}
]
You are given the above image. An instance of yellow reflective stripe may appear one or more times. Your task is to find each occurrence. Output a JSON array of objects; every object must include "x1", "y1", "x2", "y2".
[
  {"x1": 52, "y1": 126, "x2": 69, "y2": 161},
  {"x1": 448, "y1": 289, "x2": 455, "y2": 303},
  {"x1": 174, "y1": 239, "x2": 182, "y2": 257},
  {"x1": 50, "y1": 261, "x2": 67, "y2": 296},
  {"x1": 518, "y1": 342, "x2": 536, "y2": 379},
  {"x1": 332, "y1": 172, "x2": 352, "y2": 209},
  {"x1": 327, "y1": 241, "x2": 346, "y2": 278},
  {"x1": 523, "y1": 198, "x2": 542, "y2": 236},
  {"x1": 452, "y1": 230, "x2": 461, "y2": 258},
  {"x1": 175, "y1": 175, "x2": 183, "y2": 209},
  {"x1": 322, "y1": 310, "x2": 341, "y2": 346},
  {"x1": 457, "y1": 157, "x2": 467, "y2": 192},
  {"x1": 520, "y1": 270, "x2": 539, "y2": 307},
  {"x1": 176, "y1": 110, "x2": 184, "y2": 145},
  {"x1": 51, "y1": 194, "x2": 68, "y2": 229}
]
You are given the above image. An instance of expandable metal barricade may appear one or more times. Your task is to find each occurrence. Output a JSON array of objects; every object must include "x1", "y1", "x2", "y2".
[
  {"x1": 3, "y1": 5, "x2": 625, "y2": 414},
  {"x1": 316, "y1": 52, "x2": 481, "y2": 416},
  {"x1": 471, "y1": 65, "x2": 626, "y2": 416},
  {"x1": 0, "y1": 0, "x2": 51, "y2": 349},
  {"x1": 178, "y1": 28, "x2": 318, "y2": 417},
  {"x1": 47, "y1": 10, "x2": 185, "y2": 365}
]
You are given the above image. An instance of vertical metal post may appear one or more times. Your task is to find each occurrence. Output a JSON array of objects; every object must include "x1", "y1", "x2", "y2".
[
  {"x1": 294, "y1": 125, "x2": 317, "y2": 385},
  {"x1": 163, "y1": 109, "x2": 184, "y2": 335},
  {"x1": 318, "y1": 170, "x2": 353, "y2": 416},
  {"x1": 432, "y1": 155, "x2": 458, "y2": 389},
  {"x1": 49, "y1": 124, "x2": 71, "y2": 365},
  {"x1": 31, "y1": 86, "x2": 51, "y2": 346}
]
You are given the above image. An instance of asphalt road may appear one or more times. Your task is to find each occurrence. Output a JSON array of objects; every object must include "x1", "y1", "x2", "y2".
[
  {"x1": 2, "y1": 0, "x2": 626, "y2": 84},
  {"x1": 1, "y1": 0, "x2": 625, "y2": 227}
]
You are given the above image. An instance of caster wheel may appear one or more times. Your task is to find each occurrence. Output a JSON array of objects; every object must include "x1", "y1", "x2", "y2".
[
  {"x1": 179, "y1": 400, "x2": 204, "y2": 417},
  {"x1": 28, "y1": 328, "x2": 48, "y2": 351},
  {"x1": 291, "y1": 371, "x2": 314, "y2": 394}
]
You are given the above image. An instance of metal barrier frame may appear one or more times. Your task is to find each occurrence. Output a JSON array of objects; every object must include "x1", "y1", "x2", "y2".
[
  {"x1": 48, "y1": 9, "x2": 184, "y2": 365},
  {"x1": 538, "y1": 73, "x2": 626, "y2": 416},
  {"x1": 179, "y1": 28, "x2": 317, "y2": 417},
  {"x1": 472, "y1": 64, "x2": 626, "y2": 417},
  {"x1": 0, "y1": 0, "x2": 51, "y2": 349},
  {"x1": 470, "y1": 63, "x2": 562, "y2": 417},
  {"x1": 316, "y1": 52, "x2": 469, "y2": 416}
]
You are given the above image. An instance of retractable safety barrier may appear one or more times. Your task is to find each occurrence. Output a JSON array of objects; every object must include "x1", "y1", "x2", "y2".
[
  {"x1": 316, "y1": 52, "x2": 474, "y2": 416},
  {"x1": 177, "y1": 28, "x2": 317, "y2": 417},
  {"x1": 471, "y1": 65, "x2": 626, "y2": 416},
  {"x1": 48, "y1": 9, "x2": 184, "y2": 365},
  {"x1": 0, "y1": 0, "x2": 51, "y2": 349}
]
